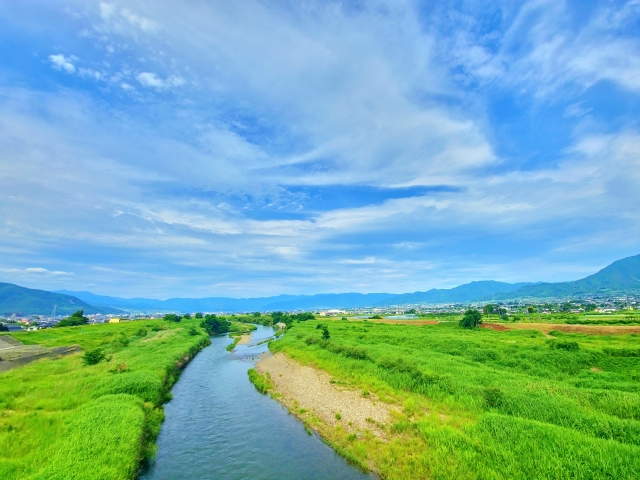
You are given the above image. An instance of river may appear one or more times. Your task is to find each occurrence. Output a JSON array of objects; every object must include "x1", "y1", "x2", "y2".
[{"x1": 140, "y1": 325, "x2": 370, "y2": 480}]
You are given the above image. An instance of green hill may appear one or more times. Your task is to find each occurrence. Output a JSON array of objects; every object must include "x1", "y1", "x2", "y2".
[
  {"x1": 0, "y1": 283, "x2": 121, "y2": 316},
  {"x1": 497, "y1": 254, "x2": 640, "y2": 299}
]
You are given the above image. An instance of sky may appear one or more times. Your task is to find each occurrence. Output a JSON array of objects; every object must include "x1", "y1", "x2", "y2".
[{"x1": 0, "y1": 0, "x2": 639, "y2": 299}]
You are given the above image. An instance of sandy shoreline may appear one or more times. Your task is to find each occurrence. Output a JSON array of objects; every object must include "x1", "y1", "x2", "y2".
[
  {"x1": 256, "y1": 353, "x2": 392, "y2": 437},
  {"x1": 237, "y1": 333, "x2": 252, "y2": 345}
]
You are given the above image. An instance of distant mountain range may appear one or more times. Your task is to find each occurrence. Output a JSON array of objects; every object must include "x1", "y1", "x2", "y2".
[
  {"x1": 0, "y1": 283, "x2": 122, "y2": 316},
  {"x1": 50, "y1": 281, "x2": 532, "y2": 313},
  {"x1": 494, "y1": 254, "x2": 640, "y2": 299},
  {"x1": 2, "y1": 254, "x2": 638, "y2": 315}
]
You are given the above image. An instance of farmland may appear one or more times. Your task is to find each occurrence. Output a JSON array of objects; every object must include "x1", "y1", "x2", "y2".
[
  {"x1": 0, "y1": 318, "x2": 210, "y2": 480},
  {"x1": 265, "y1": 319, "x2": 640, "y2": 479}
]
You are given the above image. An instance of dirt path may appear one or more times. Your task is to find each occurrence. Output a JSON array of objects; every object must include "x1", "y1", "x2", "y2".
[
  {"x1": 0, "y1": 336, "x2": 80, "y2": 373},
  {"x1": 256, "y1": 353, "x2": 392, "y2": 437},
  {"x1": 483, "y1": 322, "x2": 640, "y2": 335}
]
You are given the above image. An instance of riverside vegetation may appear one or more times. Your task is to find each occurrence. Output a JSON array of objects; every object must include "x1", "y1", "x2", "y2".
[
  {"x1": 0, "y1": 317, "x2": 213, "y2": 480},
  {"x1": 256, "y1": 318, "x2": 640, "y2": 479}
]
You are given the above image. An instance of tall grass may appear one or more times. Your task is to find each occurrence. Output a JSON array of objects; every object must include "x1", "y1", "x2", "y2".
[
  {"x1": 271, "y1": 320, "x2": 640, "y2": 479},
  {"x1": 0, "y1": 319, "x2": 210, "y2": 479}
]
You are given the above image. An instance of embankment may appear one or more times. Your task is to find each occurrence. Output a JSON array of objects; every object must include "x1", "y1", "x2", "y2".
[{"x1": 0, "y1": 319, "x2": 210, "y2": 480}]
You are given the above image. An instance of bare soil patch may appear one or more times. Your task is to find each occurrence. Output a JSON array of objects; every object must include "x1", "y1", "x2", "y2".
[
  {"x1": 256, "y1": 353, "x2": 393, "y2": 437},
  {"x1": 237, "y1": 334, "x2": 252, "y2": 345},
  {"x1": 369, "y1": 319, "x2": 439, "y2": 326},
  {"x1": 479, "y1": 323, "x2": 509, "y2": 331},
  {"x1": 485, "y1": 322, "x2": 640, "y2": 335},
  {"x1": 0, "y1": 336, "x2": 80, "y2": 373}
]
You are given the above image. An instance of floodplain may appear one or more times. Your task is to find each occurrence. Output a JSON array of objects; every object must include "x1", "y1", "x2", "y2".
[{"x1": 258, "y1": 318, "x2": 640, "y2": 479}]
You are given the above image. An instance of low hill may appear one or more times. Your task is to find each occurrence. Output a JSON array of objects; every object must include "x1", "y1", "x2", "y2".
[
  {"x1": 0, "y1": 283, "x2": 121, "y2": 316},
  {"x1": 496, "y1": 254, "x2": 640, "y2": 299}
]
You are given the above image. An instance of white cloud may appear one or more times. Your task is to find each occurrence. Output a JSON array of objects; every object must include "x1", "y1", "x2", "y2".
[
  {"x1": 48, "y1": 54, "x2": 76, "y2": 74},
  {"x1": 98, "y1": 2, "x2": 159, "y2": 33},
  {"x1": 0, "y1": 267, "x2": 73, "y2": 276},
  {"x1": 136, "y1": 72, "x2": 185, "y2": 90}
]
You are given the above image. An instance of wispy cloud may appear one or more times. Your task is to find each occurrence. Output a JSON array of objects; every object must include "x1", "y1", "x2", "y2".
[{"x1": 0, "y1": 0, "x2": 638, "y2": 297}]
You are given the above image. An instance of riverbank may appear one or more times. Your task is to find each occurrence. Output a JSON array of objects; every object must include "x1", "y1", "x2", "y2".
[
  {"x1": 257, "y1": 353, "x2": 392, "y2": 437},
  {"x1": 0, "y1": 319, "x2": 210, "y2": 479},
  {"x1": 259, "y1": 320, "x2": 640, "y2": 479}
]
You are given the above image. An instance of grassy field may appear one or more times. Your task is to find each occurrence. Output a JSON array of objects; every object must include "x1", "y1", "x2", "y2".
[
  {"x1": 269, "y1": 320, "x2": 640, "y2": 479},
  {"x1": 0, "y1": 318, "x2": 210, "y2": 480}
]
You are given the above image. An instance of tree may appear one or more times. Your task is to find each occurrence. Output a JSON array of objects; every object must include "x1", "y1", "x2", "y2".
[
  {"x1": 0, "y1": 323, "x2": 8, "y2": 332},
  {"x1": 163, "y1": 313, "x2": 182, "y2": 322},
  {"x1": 527, "y1": 306, "x2": 535, "y2": 314},
  {"x1": 459, "y1": 309, "x2": 483, "y2": 329},
  {"x1": 483, "y1": 304, "x2": 496, "y2": 315},
  {"x1": 194, "y1": 312, "x2": 203, "y2": 319},
  {"x1": 183, "y1": 313, "x2": 191, "y2": 320},
  {"x1": 55, "y1": 310, "x2": 88, "y2": 327},
  {"x1": 200, "y1": 314, "x2": 231, "y2": 335}
]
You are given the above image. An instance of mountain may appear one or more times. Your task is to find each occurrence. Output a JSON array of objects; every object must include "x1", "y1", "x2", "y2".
[
  {"x1": 496, "y1": 254, "x2": 640, "y2": 299},
  {"x1": 51, "y1": 254, "x2": 640, "y2": 312},
  {"x1": 56, "y1": 283, "x2": 527, "y2": 313},
  {"x1": 0, "y1": 283, "x2": 122, "y2": 316},
  {"x1": 374, "y1": 281, "x2": 531, "y2": 306},
  {"x1": 55, "y1": 291, "x2": 396, "y2": 312}
]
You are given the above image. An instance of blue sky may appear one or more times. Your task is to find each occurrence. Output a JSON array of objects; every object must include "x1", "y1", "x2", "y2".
[{"x1": 0, "y1": 0, "x2": 639, "y2": 298}]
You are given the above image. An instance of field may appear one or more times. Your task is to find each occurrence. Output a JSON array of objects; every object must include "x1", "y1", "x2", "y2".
[
  {"x1": 267, "y1": 319, "x2": 640, "y2": 479},
  {"x1": 0, "y1": 318, "x2": 210, "y2": 480}
]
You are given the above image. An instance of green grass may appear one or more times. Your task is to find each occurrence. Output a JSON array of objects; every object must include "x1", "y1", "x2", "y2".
[
  {"x1": 0, "y1": 319, "x2": 210, "y2": 480},
  {"x1": 270, "y1": 320, "x2": 640, "y2": 479}
]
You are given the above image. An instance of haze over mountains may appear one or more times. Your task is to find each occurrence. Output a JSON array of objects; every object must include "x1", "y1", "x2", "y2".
[
  {"x1": 0, "y1": 283, "x2": 121, "y2": 316},
  {"x1": 2, "y1": 254, "x2": 638, "y2": 316}
]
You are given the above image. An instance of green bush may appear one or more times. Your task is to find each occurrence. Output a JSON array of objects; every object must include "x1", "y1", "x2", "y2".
[
  {"x1": 548, "y1": 340, "x2": 579, "y2": 351},
  {"x1": 82, "y1": 348, "x2": 106, "y2": 366},
  {"x1": 248, "y1": 369, "x2": 273, "y2": 394}
]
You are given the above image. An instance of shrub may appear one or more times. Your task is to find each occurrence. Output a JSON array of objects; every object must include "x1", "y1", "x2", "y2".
[
  {"x1": 111, "y1": 333, "x2": 130, "y2": 350},
  {"x1": 549, "y1": 340, "x2": 579, "y2": 351},
  {"x1": 82, "y1": 348, "x2": 106, "y2": 366},
  {"x1": 248, "y1": 369, "x2": 273, "y2": 394},
  {"x1": 483, "y1": 386, "x2": 504, "y2": 408},
  {"x1": 134, "y1": 327, "x2": 148, "y2": 338},
  {"x1": 188, "y1": 326, "x2": 199, "y2": 336},
  {"x1": 163, "y1": 314, "x2": 181, "y2": 322},
  {"x1": 322, "y1": 326, "x2": 330, "y2": 340}
]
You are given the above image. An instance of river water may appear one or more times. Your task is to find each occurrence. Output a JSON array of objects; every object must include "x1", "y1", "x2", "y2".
[{"x1": 140, "y1": 325, "x2": 370, "y2": 480}]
